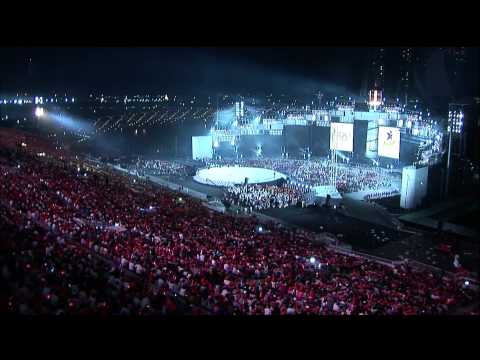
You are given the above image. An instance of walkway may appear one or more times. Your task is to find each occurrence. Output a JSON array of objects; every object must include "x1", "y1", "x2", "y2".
[{"x1": 399, "y1": 197, "x2": 479, "y2": 238}]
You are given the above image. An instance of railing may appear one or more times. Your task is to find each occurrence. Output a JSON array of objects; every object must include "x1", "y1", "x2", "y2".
[
  {"x1": 148, "y1": 176, "x2": 207, "y2": 201},
  {"x1": 328, "y1": 245, "x2": 405, "y2": 268}
]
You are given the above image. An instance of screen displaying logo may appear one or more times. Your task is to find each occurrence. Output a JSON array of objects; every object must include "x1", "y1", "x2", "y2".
[{"x1": 378, "y1": 126, "x2": 400, "y2": 159}]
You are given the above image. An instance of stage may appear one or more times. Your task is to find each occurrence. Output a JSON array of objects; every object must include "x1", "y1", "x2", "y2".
[{"x1": 194, "y1": 166, "x2": 287, "y2": 187}]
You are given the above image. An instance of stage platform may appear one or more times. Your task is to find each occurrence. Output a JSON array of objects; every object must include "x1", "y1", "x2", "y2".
[{"x1": 194, "y1": 166, "x2": 287, "y2": 187}]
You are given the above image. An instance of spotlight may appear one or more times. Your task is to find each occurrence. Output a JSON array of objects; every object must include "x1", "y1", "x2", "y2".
[
  {"x1": 309, "y1": 257, "x2": 316, "y2": 264},
  {"x1": 35, "y1": 107, "x2": 45, "y2": 118},
  {"x1": 258, "y1": 226, "x2": 263, "y2": 233}
]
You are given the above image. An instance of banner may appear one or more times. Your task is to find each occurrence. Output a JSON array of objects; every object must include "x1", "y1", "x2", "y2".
[
  {"x1": 378, "y1": 126, "x2": 400, "y2": 159},
  {"x1": 330, "y1": 122, "x2": 353, "y2": 152}
]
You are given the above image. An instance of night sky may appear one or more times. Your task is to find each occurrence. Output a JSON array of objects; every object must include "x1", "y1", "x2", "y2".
[
  {"x1": 1, "y1": 47, "x2": 477, "y2": 110},
  {"x1": 0, "y1": 47, "x2": 370, "y2": 96}
]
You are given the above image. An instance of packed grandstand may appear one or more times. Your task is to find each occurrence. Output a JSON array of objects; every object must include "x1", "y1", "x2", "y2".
[{"x1": 1, "y1": 128, "x2": 478, "y2": 315}]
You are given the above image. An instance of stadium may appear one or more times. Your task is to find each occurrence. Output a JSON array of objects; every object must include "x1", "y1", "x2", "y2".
[{"x1": 1, "y1": 47, "x2": 479, "y2": 316}]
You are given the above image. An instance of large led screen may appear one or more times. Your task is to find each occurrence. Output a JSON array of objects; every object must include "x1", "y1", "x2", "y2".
[
  {"x1": 378, "y1": 126, "x2": 400, "y2": 159},
  {"x1": 330, "y1": 122, "x2": 353, "y2": 152}
]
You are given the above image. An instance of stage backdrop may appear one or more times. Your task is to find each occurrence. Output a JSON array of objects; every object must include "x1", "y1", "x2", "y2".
[
  {"x1": 238, "y1": 135, "x2": 283, "y2": 158},
  {"x1": 284, "y1": 125, "x2": 309, "y2": 158},
  {"x1": 311, "y1": 126, "x2": 330, "y2": 157},
  {"x1": 353, "y1": 120, "x2": 368, "y2": 159}
]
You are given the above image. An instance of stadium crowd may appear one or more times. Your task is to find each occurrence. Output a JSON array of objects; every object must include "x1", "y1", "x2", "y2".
[
  {"x1": 127, "y1": 159, "x2": 195, "y2": 178},
  {"x1": 1, "y1": 129, "x2": 477, "y2": 315},
  {"x1": 205, "y1": 158, "x2": 399, "y2": 194},
  {"x1": 292, "y1": 161, "x2": 398, "y2": 193},
  {"x1": 224, "y1": 183, "x2": 308, "y2": 211},
  {"x1": 364, "y1": 190, "x2": 400, "y2": 201}
]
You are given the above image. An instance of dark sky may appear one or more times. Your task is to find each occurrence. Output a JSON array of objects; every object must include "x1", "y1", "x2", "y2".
[{"x1": 0, "y1": 47, "x2": 369, "y2": 97}]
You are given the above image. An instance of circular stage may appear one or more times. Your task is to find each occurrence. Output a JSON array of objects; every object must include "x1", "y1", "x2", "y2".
[{"x1": 194, "y1": 166, "x2": 287, "y2": 187}]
